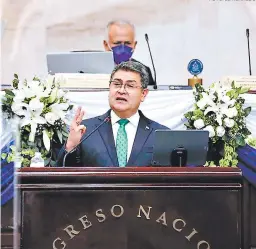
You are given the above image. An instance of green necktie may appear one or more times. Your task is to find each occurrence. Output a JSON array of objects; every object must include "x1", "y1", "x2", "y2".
[{"x1": 116, "y1": 119, "x2": 129, "y2": 167}]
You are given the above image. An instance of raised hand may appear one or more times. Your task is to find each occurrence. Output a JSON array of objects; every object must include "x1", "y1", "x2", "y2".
[{"x1": 65, "y1": 107, "x2": 86, "y2": 152}]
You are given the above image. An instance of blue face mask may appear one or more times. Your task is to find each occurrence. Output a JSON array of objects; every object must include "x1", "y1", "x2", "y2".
[{"x1": 111, "y1": 44, "x2": 133, "y2": 64}]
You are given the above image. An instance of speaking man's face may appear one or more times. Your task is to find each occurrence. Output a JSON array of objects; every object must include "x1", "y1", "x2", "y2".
[{"x1": 109, "y1": 70, "x2": 148, "y2": 118}]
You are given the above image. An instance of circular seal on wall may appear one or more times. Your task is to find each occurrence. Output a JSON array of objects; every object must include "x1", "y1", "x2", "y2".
[{"x1": 187, "y1": 59, "x2": 203, "y2": 76}]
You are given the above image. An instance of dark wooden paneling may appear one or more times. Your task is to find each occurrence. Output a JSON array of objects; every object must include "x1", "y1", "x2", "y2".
[
  {"x1": 2, "y1": 167, "x2": 255, "y2": 249},
  {"x1": 17, "y1": 167, "x2": 243, "y2": 249},
  {"x1": 250, "y1": 183, "x2": 256, "y2": 248},
  {"x1": 1, "y1": 200, "x2": 14, "y2": 248}
]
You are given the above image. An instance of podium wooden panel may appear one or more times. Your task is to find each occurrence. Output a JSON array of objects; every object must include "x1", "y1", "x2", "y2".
[{"x1": 11, "y1": 167, "x2": 246, "y2": 249}]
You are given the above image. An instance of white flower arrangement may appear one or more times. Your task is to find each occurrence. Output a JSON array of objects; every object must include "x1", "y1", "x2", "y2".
[
  {"x1": 1, "y1": 74, "x2": 73, "y2": 167},
  {"x1": 184, "y1": 82, "x2": 252, "y2": 167}
]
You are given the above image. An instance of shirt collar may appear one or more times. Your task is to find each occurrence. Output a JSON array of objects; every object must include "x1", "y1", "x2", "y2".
[{"x1": 111, "y1": 110, "x2": 140, "y2": 127}]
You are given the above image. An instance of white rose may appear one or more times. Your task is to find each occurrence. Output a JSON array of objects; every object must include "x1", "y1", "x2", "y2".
[
  {"x1": 197, "y1": 99, "x2": 207, "y2": 109},
  {"x1": 204, "y1": 125, "x2": 215, "y2": 138},
  {"x1": 194, "y1": 119, "x2": 205, "y2": 129},
  {"x1": 224, "y1": 107, "x2": 238, "y2": 118},
  {"x1": 224, "y1": 118, "x2": 235, "y2": 128},
  {"x1": 13, "y1": 90, "x2": 26, "y2": 103},
  {"x1": 231, "y1": 107, "x2": 238, "y2": 117},
  {"x1": 45, "y1": 112, "x2": 58, "y2": 125},
  {"x1": 27, "y1": 80, "x2": 41, "y2": 88},
  {"x1": 216, "y1": 126, "x2": 225, "y2": 137},
  {"x1": 11, "y1": 102, "x2": 28, "y2": 116},
  {"x1": 222, "y1": 95, "x2": 231, "y2": 103},
  {"x1": 25, "y1": 81, "x2": 43, "y2": 98},
  {"x1": 29, "y1": 98, "x2": 44, "y2": 113}
]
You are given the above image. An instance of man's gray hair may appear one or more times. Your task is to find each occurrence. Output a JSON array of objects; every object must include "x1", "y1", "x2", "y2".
[
  {"x1": 110, "y1": 61, "x2": 149, "y2": 89},
  {"x1": 105, "y1": 20, "x2": 136, "y2": 40}
]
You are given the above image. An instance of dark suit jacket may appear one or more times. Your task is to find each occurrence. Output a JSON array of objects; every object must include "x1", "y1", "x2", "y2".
[
  {"x1": 131, "y1": 58, "x2": 155, "y2": 86},
  {"x1": 57, "y1": 110, "x2": 168, "y2": 167}
]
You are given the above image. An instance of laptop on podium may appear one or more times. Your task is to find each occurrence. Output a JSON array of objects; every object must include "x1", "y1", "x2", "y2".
[
  {"x1": 47, "y1": 51, "x2": 115, "y2": 75},
  {"x1": 152, "y1": 130, "x2": 209, "y2": 166}
]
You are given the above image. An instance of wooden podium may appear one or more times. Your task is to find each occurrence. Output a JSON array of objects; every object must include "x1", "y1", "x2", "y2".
[{"x1": 11, "y1": 167, "x2": 248, "y2": 249}]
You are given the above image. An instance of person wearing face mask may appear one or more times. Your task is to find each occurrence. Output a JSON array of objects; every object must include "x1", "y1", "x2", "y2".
[
  {"x1": 103, "y1": 20, "x2": 155, "y2": 86},
  {"x1": 56, "y1": 61, "x2": 168, "y2": 167}
]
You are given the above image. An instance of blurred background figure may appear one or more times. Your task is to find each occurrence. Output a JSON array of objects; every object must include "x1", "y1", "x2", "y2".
[{"x1": 103, "y1": 20, "x2": 155, "y2": 86}]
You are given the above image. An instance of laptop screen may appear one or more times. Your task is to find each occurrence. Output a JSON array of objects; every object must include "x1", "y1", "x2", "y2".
[
  {"x1": 152, "y1": 130, "x2": 209, "y2": 166},
  {"x1": 47, "y1": 51, "x2": 115, "y2": 75}
]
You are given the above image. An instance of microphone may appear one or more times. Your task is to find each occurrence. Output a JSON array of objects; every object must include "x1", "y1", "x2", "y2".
[
  {"x1": 246, "y1": 28, "x2": 252, "y2": 76},
  {"x1": 145, "y1": 33, "x2": 157, "y2": 89},
  {"x1": 63, "y1": 116, "x2": 111, "y2": 167}
]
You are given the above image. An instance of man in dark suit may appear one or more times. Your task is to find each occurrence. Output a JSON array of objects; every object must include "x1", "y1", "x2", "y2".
[
  {"x1": 57, "y1": 61, "x2": 167, "y2": 167},
  {"x1": 103, "y1": 20, "x2": 155, "y2": 86}
]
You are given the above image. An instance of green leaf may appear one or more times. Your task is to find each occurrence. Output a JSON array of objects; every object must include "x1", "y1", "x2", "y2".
[
  {"x1": 184, "y1": 124, "x2": 191, "y2": 129},
  {"x1": 24, "y1": 126, "x2": 31, "y2": 132},
  {"x1": 50, "y1": 160, "x2": 57, "y2": 167},
  {"x1": 68, "y1": 105, "x2": 74, "y2": 111},
  {"x1": 244, "y1": 107, "x2": 251, "y2": 117},
  {"x1": 62, "y1": 125, "x2": 69, "y2": 135},
  {"x1": 193, "y1": 109, "x2": 204, "y2": 119},
  {"x1": 12, "y1": 77, "x2": 19, "y2": 89},
  {"x1": 239, "y1": 87, "x2": 250, "y2": 94},
  {"x1": 48, "y1": 88, "x2": 58, "y2": 104},
  {"x1": 227, "y1": 89, "x2": 235, "y2": 98},
  {"x1": 1, "y1": 153, "x2": 7, "y2": 159},
  {"x1": 235, "y1": 135, "x2": 246, "y2": 146},
  {"x1": 44, "y1": 157, "x2": 51, "y2": 166},
  {"x1": 209, "y1": 161, "x2": 215, "y2": 166},
  {"x1": 242, "y1": 128, "x2": 251, "y2": 136},
  {"x1": 37, "y1": 138, "x2": 42, "y2": 148},
  {"x1": 14, "y1": 73, "x2": 19, "y2": 79},
  {"x1": 234, "y1": 92, "x2": 239, "y2": 99},
  {"x1": 62, "y1": 131, "x2": 69, "y2": 139},
  {"x1": 231, "y1": 160, "x2": 239, "y2": 167},
  {"x1": 7, "y1": 153, "x2": 15, "y2": 163},
  {"x1": 4, "y1": 89, "x2": 15, "y2": 97},
  {"x1": 57, "y1": 130, "x2": 63, "y2": 143},
  {"x1": 222, "y1": 135, "x2": 229, "y2": 142},
  {"x1": 231, "y1": 81, "x2": 235, "y2": 88}
]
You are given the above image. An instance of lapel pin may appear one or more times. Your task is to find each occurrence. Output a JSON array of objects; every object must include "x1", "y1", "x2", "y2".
[{"x1": 145, "y1": 126, "x2": 149, "y2": 130}]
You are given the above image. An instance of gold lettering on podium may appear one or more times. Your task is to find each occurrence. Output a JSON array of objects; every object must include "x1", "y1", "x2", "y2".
[
  {"x1": 63, "y1": 225, "x2": 80, "y2": 239},
  {"x1": 78, "y1": 214, "x2": 92, "y2": 230},
  {"x1": 52, "y1": 238, "x2": 66, "y2": 249},
  {"x1": 137, "y1": 205, "x2": 152, "y2": 219},
  {"x1": 156, "y1": 212, "x2": 167, "y2": 226},
  {"x1": 95, "y1": 209, "x2": 106, "y2": 222},
  {"x1": 111, "y1": 205, "x2": 124, "y2": 218},
  {"x1": 173, "y1": 218, "x2": 186, "y2": 232},
  {"x1": 52, "y1": 205, "x2": 211, "y2": 249},
  {"x1": 197, "y1": 240, "x2": 210, "y2": 249},
  {"x1": 185, "y1": 228, "x2": 198, "y2": 241}
]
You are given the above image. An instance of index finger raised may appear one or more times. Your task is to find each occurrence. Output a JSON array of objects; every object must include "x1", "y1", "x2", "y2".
[
  {"x1": 72, "y1": 106, "x2": 82, "y2": 124},
  {"x1": 78, "y1": 108, "x2": 85, "y2": 122}
]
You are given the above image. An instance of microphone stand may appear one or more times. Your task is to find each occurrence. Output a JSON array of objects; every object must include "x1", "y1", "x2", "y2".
[
  {"x1": 246, "y1": 29, "x2": 252, "y2": 76},
  {"x1": 145, "y1": 33, "x2": 157, "y2": 89}
]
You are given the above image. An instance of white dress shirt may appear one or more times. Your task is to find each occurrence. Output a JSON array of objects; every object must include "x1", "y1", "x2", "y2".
[{"x1": 111, "y1": 110, "x2": 140, "y2": 161}]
